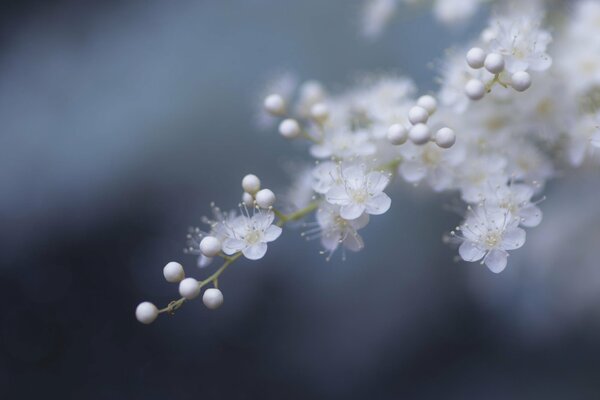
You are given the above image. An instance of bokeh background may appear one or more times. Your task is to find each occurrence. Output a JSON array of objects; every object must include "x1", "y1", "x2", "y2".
[{"x1": 1, "y1": 0, "x2": 600, "y2": 398}]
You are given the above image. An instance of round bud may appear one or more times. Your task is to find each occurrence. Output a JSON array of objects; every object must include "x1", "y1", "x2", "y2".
[
  {"x1": 255, "y1": 188, "x2": 276, "y2": 208},
  {"x1": 416, "y1": 95, "x2": 437, "y2": 115},
  {"x1": 484, "y1": 53, "x2": 505, "y2": 74},
  {"x1": 179, "y1": 278, "x2": 201, "y2": 300},
  {"x1": 242, "y1": 174, "x2": 261, "y2": 194},
  {"x1": 466, "y1": 47, "x2": 486, "y2": 69},
  {"x1": 163, "y1": 261, "x2": 185, "y2": 283},
  {"x1": 409, "y1": 123, "x2": 431, "y2": 145},
  {"x1": 510, "y1": 71, "x2": 532, "y2": 92},
  {"x1": 465, "y1": 79, "x2": 486, "y2": 100},
  {"x1": 300, "y1": 80, "x2": 325, "y2": 103},
  {"x1": 200, "y1": 236, "x2": 221, "y2": 257},
  {"x1": 203, "y1": 288, "x2": 224, "y2": 310},
  {"x1": 242, "y1": 192, "x2": 254, "y2": 208},
  {"x1": 310, "y1": 103, "x2": 329, "y2": 122},
  {"x1": 408, "y1": 106, "x2": 429, "y2": 125},
  {"x1": 136, "y1": 302, "x2": 158, "y2": 324},
  {"x1": 435, "y1": 127, "x2": 456, "y2": 149},
  {"x1": 198, "y1": 255, "x2": 213, "y2": 268},
  {"x1": 387, "y1": 124, "x2": 408, "y2": 145},
  {"x1": 278, "y1": 118, "x2": 301, "y2": 139},
  {"x1": 263, "y1": 94, "x2": 286, "y2": 116}
]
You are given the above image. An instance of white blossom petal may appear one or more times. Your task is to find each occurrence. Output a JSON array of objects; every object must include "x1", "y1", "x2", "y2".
[
  {"x1": 459, "y1": 241, "x2": 486, "y2": 262},
  {"x1": 484, "y1": 249, "x2": 508, "y2": 273},
  {"x1": 243, "y1": 243, "x2": 268, "y2": 260}
]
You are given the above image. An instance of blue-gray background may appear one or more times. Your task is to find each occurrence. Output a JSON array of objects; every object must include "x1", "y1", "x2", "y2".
[{"x1": 1, "y1": 0, "x2": 600, "y2": 398}]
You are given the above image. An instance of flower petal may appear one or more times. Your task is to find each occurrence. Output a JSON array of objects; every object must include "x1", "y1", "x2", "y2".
[
  {"x1": 340, "y1": 203, "x2": 366, "y2": 220},
  {"x1": 222, "y1": 238, "x2": 246, "y2": 255},
  {"x1": 243, "y1": 243, "x2": 268, "y2": 260},
  {"x1": 501, "y1": 227, "x2": 526, "y2": 250},
  {"x1": 263, "y1": 225, "x2": 282, "y2": 242},
  {"x1": 365, "y1": 192, "x2": 391, "y2": 215},
  {"x1": 484, "y1": 249, "x2": 508, "y2": 273},
  {"x1": 458, "y1": 241, "x2": 486, "y2": 262},
  {"x1": 326, "y1": 186, "x2": 351, "y2": 206},
  {"x1": 519, "y1": 205, "x2": 542, "y2": 228},
  {"x1": 400, "y1": 161, "x2": 427, "y2": 183},
  {"x1": 366, "y1": 171, "x2": 389, "y2": 193}
]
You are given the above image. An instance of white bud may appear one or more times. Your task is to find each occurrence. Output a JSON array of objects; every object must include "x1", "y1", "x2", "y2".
[
  {"x1": 409, "y1": 123, "x2": 431, "y2": 145},
  {"x1": 263, "y1": 94, "x2": 286, "y2": 116},
  {"x1": 310, "y1": 103, "x2": 329, "y2": 122},
  {"x1": 242, "y1": 174, "x2": 261, "y2": 194},
  {"x1": 179, "y1": 278, "x2": 201, "y2": 300},
  {"x1": 466, "y1": 47, "x2": 486, "y2": 69},
  {"x1": 387, "y1": 124, "x2": 408, "y2": 145},
  {"x1": 278, "y1": 118, "x2": 301, "y2": 139},
  {"x1": 416, "y1": 95, "x2": 437, "y2": 115},
  {"x1": 200, "y1": 236, "x2": 221, "y2": 257},
  {"x1": 484, "y1": 53, "x2": 505, "y2": 74},
  {"x1": 163, "y1": 261, "x2": 185, "y2": 283},
  {"x1": 510, "y1": 71, "x2": 532, "y2": 92},
  {"x1": 242, "y1": 192, "x2": 254, "y2": 208},
  {"x1": 408, "y1": 106, "x2": 429, "y2": 125},
  {"x1": 255, "y1": 188, "x2": 276, "y2": 208},
  {"x1": 435, "y1": 127, "x2": 456, "y2": 149},
  {"x1": 465, "y1": 79, "x2": 486, "y2": 100},
  {"x1": 198, "y1": 255, "x2": 213, "y2": 268},
  {"x1": 136, "y1": 302, "x2": 158, "y2": 324},
  {"x1": 203, "y1": 288, "x2": 224, "y2": 310}
]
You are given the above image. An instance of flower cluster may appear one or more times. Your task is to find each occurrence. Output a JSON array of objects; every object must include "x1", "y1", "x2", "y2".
[{"x1": 137, "y1": 0, "x2": 600, "y2": 322}]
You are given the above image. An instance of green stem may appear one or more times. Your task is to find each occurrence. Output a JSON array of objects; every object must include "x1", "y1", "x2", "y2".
[{"x1": 158, "y1": 201, "x2": 320, "y2": 316}]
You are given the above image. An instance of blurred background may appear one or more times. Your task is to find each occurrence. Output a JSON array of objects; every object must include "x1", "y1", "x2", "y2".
[{"x1": 1, "y1": 0, "x2": 600, "y2": 398}]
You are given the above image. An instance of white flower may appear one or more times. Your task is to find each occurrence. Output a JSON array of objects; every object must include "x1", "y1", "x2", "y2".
[
  {"x1": 315, "y1": 204, "x2": 370, "y2": 257},
  {"x1": 312, "y1": 161, "x2": 341, "y2": 194},
  {"x1": 399, "y1": 141, "x2": 466, "y2": 191},
  {"x1": 486, "y1": 15, "x2": 553, "y2": 73},
  {"x1": 484, "y1": 183, "x2": 543, "y2": 228},
  {"x1": 433, "y1": 0, "x2": 480, "y2": 25},
  {"x1": 222, "y1": 211, "x2": 282, "y2": 260},
  {"x1": 310, "y1": 130, "x2": 376, "y2": 160},
  {"x1": 457, "y1": 206, "x2": 526, "y2": 273},
  {"x1": 325, "y1": 165, "x2": 391, "y2": 220}
]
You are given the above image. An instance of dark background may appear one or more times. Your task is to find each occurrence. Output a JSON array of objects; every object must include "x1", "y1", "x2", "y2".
[{"x1": 1, "y1": 1, "x2": 600, "y2": 398}]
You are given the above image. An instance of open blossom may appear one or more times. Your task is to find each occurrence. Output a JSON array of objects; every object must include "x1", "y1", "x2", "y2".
[
  {"x1": 310, "y1": 130, "x2": 376, "y2": 160},
  {"x1": 484, "y1": 183, "x2": 543, "y2": 228},
  {"x1": 325, "y1": 165, "x2": 391, "y2": 220},
  {"x1": 457, "y1": 206, "x2": 526, "y2": 273},
  {"x1": 222, "y1": 211, "x2": 282, "y2": 260},
  {"x1": 312, "y1": 161, "x2": 342, "y2": 194},
  {"x1": 315, "y1": 204, "x2": 370, "y2": 257},
  {"x1": 486, "y1": 15, "x2": 553, "y2": 73}
]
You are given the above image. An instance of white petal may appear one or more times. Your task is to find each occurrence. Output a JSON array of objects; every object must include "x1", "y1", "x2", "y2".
[
  {"x1": 340, "y1": 203, "x2": 366, "y2": 220},
  {"x1": 341, "y1": 165, "x2": 366, "y2": 190},
  {"x1": 326, "y1": 186, "x2": 351, "y2": 206},
  {"x1": 253, "y1": 211, "x2": 275, "y2": 230},
  {"x1": 309, "y1": 144, "x2": 332, "y2": 159},
  {"x1": 365, "y1": 192, "x2": 391, "y2": 215},
  {"x1": 320, "y1": 232, "x2": 341, "y2": 252},
  {"x1": 400, "y1": 161, "x2": 427, "y2": 183},
  {"x1": 263, "y1": 225, "x2": 282, "y2": 242},
  {"x1": 222, "y1": 238, "x2": 246, "y2": 255},
  {"x1": 198, "y1": 255, "x2": 213, "y2": 268},
  {"x1": 343, "y1": 232, "x2": 364, "y2": 252},
  {"x1": 484, "y1": 249, "x2": 508, "y2": 273},
  {"x1": 366, "y1": 171, "x2": 389, "y2": 193},
  {"x1": 501, "y1": 227, "x2": 526, "y2": 250},
  {"x1": 243, "y1": 243, "x2": 268, "y2": 260},
  {"x1": 459, "y1": 241, "x2": 486, "y2": 262},
  {"x1": 349, "y1": 212, "x2": 370, "y2": 230},
  {"x1": 519, "y1": 205, "x2": 542, "y2": 228}
]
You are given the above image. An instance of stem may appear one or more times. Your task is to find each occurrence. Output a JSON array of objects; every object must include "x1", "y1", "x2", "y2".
[{"x1": 158, "y1": 201, "x2": 320, "y2": 316}]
